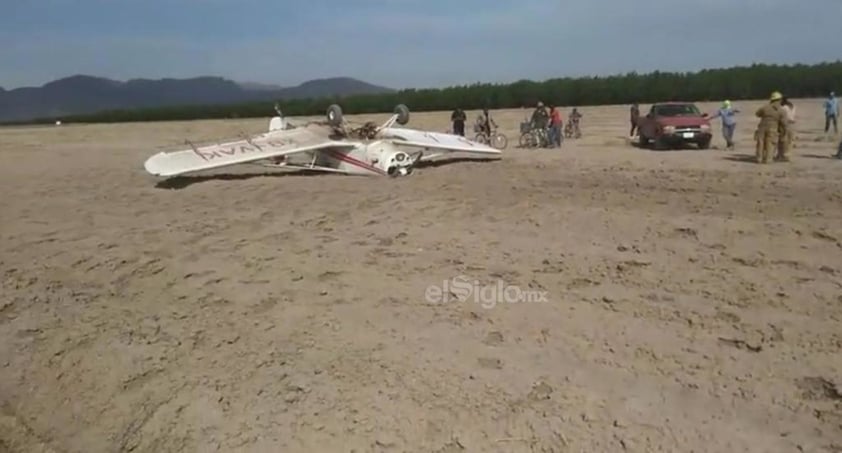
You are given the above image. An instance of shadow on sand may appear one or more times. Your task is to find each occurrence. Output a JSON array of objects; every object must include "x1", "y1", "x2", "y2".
[
  {"x1": 630, "y1": 140, "x2": 707, "y2": 152},
  {"x1": 722, "y1": 153, "x2": 759, "y2": 164},
  {"x1": 153, "y1": 157, "x2": 501, "y2": 189},
  {"x1": 800, "y1": 153, "x2": 840, "y2": 160},
  {"x1": 415, "y1": 157, "x2": 500, "y2": 168},
  {"x1": 154, "y1": 170, "x2": 323, "y2": 190}
]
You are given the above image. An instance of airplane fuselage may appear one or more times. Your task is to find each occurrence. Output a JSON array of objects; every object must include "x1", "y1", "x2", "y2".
[{"x1": 308, "y1": 141, "x2": 415, "y2": 176}]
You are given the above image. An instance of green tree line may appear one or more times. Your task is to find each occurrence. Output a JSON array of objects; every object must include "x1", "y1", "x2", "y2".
[{"x1": 23, "y1": 61, "x2": 842, "y2": 124}]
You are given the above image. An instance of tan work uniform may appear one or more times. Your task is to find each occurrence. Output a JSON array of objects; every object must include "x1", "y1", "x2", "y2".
[{"x1": 755, "y1": 102, "x2": 787, "y2": 163}]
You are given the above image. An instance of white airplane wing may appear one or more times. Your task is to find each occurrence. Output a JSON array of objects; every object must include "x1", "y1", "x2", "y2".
[
  {"x1": 380, "y1": 127, "x2": 501, "y2": 157},
  {"x1": 144, "y1": 127, "x2": 350, "y2": 177}
]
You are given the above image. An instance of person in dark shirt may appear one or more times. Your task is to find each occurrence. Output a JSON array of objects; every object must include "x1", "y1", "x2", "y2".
[
  {"x1": 531, "y1": 102, "x2": 549, "y2": 130},
  {"x1": 450, "y1": 108, "x2": 467, "y2": 136}
]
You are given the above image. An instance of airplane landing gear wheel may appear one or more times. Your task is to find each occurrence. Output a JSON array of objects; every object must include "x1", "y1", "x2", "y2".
[
  {"x1": 327, "y1": 104, "x2": 343, "y2": 127},
  {"x1": 394, "y1": 104, "x2": 410, "y2": 125}
]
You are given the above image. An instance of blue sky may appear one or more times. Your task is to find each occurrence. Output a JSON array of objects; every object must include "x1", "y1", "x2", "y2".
[{"x1": 2, "y1": 0, "x2": 840, "y2": 89}]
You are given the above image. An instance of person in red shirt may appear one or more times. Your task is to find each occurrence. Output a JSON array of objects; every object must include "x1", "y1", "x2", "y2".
[{"x1": 549, "y1": 105, "x2": 563, "y2": 147}]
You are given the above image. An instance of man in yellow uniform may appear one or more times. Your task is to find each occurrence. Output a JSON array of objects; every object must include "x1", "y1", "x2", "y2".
[{"x1": 754, "y1": 91, "x2": 787, "y2": 163}]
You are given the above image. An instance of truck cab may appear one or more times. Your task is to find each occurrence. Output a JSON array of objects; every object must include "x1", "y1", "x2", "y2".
[{"x1": 637, "y1": 102, "x2": 712, "y2": 150}]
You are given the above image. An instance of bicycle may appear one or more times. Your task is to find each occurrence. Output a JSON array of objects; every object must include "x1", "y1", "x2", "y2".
[
  {"x1": 519, "y1": 126, "x2": 551, "y2": 148},
  {"x1": 474, "y1": 127, "x2": 508, "y2": 149},
  {"x1": 564, "y1": 121, "x2": 582, "y2": 139}
]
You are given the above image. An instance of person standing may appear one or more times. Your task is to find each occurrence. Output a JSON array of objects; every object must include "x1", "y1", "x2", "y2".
[
  {"x1": 824, "y1": 92, "x2": 839, "y2": 135},
  {"x1": 531, "y1": 102, "x2": 549, "y2": 129},
  {"x1": 776, "y1": 98, "x2": 796, "y2": 161},
  {"x1": 630, "y1": 103, "x2": 640, "y2": 138},
  {"x1": 754, "y1": 91, "x2": 787, "y2": 164},
  {"x1": 568, "y1": 108, "x2": 583, "y2": 138},
  {"x1": 478, "y1": 108, "x2": 497, "y2": 138},
  {"x1": 531, "y1": 102, "x2": 550, "y2": 147},
  {"x1": 549, "y1": 105, "x2": 563, "y2": 147},
  {"x1": 450, "y1": 108, "x2": 467, "y2": 136},
  {"x1": 708, "y1": 100, "x2": 740, "y2": 150}
]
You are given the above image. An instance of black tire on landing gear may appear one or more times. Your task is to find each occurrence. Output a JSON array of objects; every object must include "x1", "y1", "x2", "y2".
[
  {"x1": 394, "y1": 104, "x2": 410, "y2": 125},
  {"x1": 326, "y1": 104, "x2": 343, "y2": 127}
]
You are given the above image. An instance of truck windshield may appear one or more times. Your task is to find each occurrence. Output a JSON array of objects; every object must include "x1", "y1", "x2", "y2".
[{"x1": 653, "y1": 104, "x2": 701, "y2": 116}]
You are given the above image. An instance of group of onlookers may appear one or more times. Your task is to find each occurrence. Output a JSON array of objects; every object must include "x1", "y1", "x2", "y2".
[
  {"x1": 450, "y1": 107, "x2": 498, "y2": 140},
  {"x1": 450, "y1": 103, "x2": 581, "y2": 148},
  {"x1": 525, "y1": 102, "x2": 581, "y2": 147},
  {"x1": 449, "y1": 92, "x2": 839, "y2": 159},
  {"x1": 630, "y1": 92, "x2": 838, "y2": 162}
]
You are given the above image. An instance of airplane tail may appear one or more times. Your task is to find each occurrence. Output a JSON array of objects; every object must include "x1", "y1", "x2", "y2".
[
  {"x1": 269, "y1": 117, "x2": 285, "y2": 131},
  {"x1": 269, "y1": 102, "x2": 286, "y2": 131}
]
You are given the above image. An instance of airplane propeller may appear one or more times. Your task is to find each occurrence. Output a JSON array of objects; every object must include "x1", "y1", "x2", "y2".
[{"x1": 401, "y1": 150, "x2": 424, "y2": 175}]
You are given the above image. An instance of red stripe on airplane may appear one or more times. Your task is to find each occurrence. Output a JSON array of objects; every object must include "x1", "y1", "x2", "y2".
[{"x1": 325, "y1": 149, "x2": 387, "y2": 175}]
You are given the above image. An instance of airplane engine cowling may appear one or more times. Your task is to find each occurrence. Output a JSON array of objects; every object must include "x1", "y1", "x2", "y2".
[{"x1": 374, "y1": 145, "x2": 414, "y2": 177}]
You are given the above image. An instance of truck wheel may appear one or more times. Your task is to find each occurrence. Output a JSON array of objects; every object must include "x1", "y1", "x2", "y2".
[
  {"x1": 698, "y1": 138, "x2": 711, "y2": 150},
  {"x1": 654, "y1": 137, "x2": 668, "y2": 150}
]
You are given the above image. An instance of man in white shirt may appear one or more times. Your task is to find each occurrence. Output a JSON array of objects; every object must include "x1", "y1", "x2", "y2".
[{"x1": 776, "y1": 98, "x2": 796, "y2": 162}]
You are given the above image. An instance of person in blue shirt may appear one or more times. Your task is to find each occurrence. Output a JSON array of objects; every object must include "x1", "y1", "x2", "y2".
[
  {"x1": 707, "y1": 100, "x2": 740, "y2": 150},
  {"x1": 824, "y1": 92, "x2": 839, "y2": 134}
]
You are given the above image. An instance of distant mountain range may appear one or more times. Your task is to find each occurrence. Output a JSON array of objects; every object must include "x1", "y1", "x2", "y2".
[{"x1": 0, "y1": 75, "x2": 393, "y2": 121}]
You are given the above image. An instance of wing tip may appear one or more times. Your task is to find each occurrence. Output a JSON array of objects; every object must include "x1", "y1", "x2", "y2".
[{"x1": 143, "y1": 153, "x2": 173, "y2": 177}]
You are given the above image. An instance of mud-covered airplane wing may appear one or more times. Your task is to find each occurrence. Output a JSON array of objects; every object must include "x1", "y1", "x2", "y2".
[
  {"x1": 379, "y1": 127, "x2": 501, "y2": 160},
  {"x1": 143, "y1": 127, "x2": 351, "y2": 177}
]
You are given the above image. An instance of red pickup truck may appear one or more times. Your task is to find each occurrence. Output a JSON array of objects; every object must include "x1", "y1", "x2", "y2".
[{"x1": 636, "y1": 102, "x2": 712, "y2": 150}]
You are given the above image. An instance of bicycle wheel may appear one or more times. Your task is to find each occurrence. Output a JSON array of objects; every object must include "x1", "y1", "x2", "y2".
[
  {"x1": 519, "y1": 132, "x2": 535, "y2": 148},
  {"x1": 492, "y1": 133, "x2": 508, "y2": 149},
  {"x1": 474, "y1": 133, "x2": 488, "y2": 144}
]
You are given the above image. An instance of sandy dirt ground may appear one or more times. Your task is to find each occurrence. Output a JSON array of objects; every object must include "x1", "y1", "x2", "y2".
[{"x1": 1, "y1": 99, "x2": 841, "y2": 453}]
